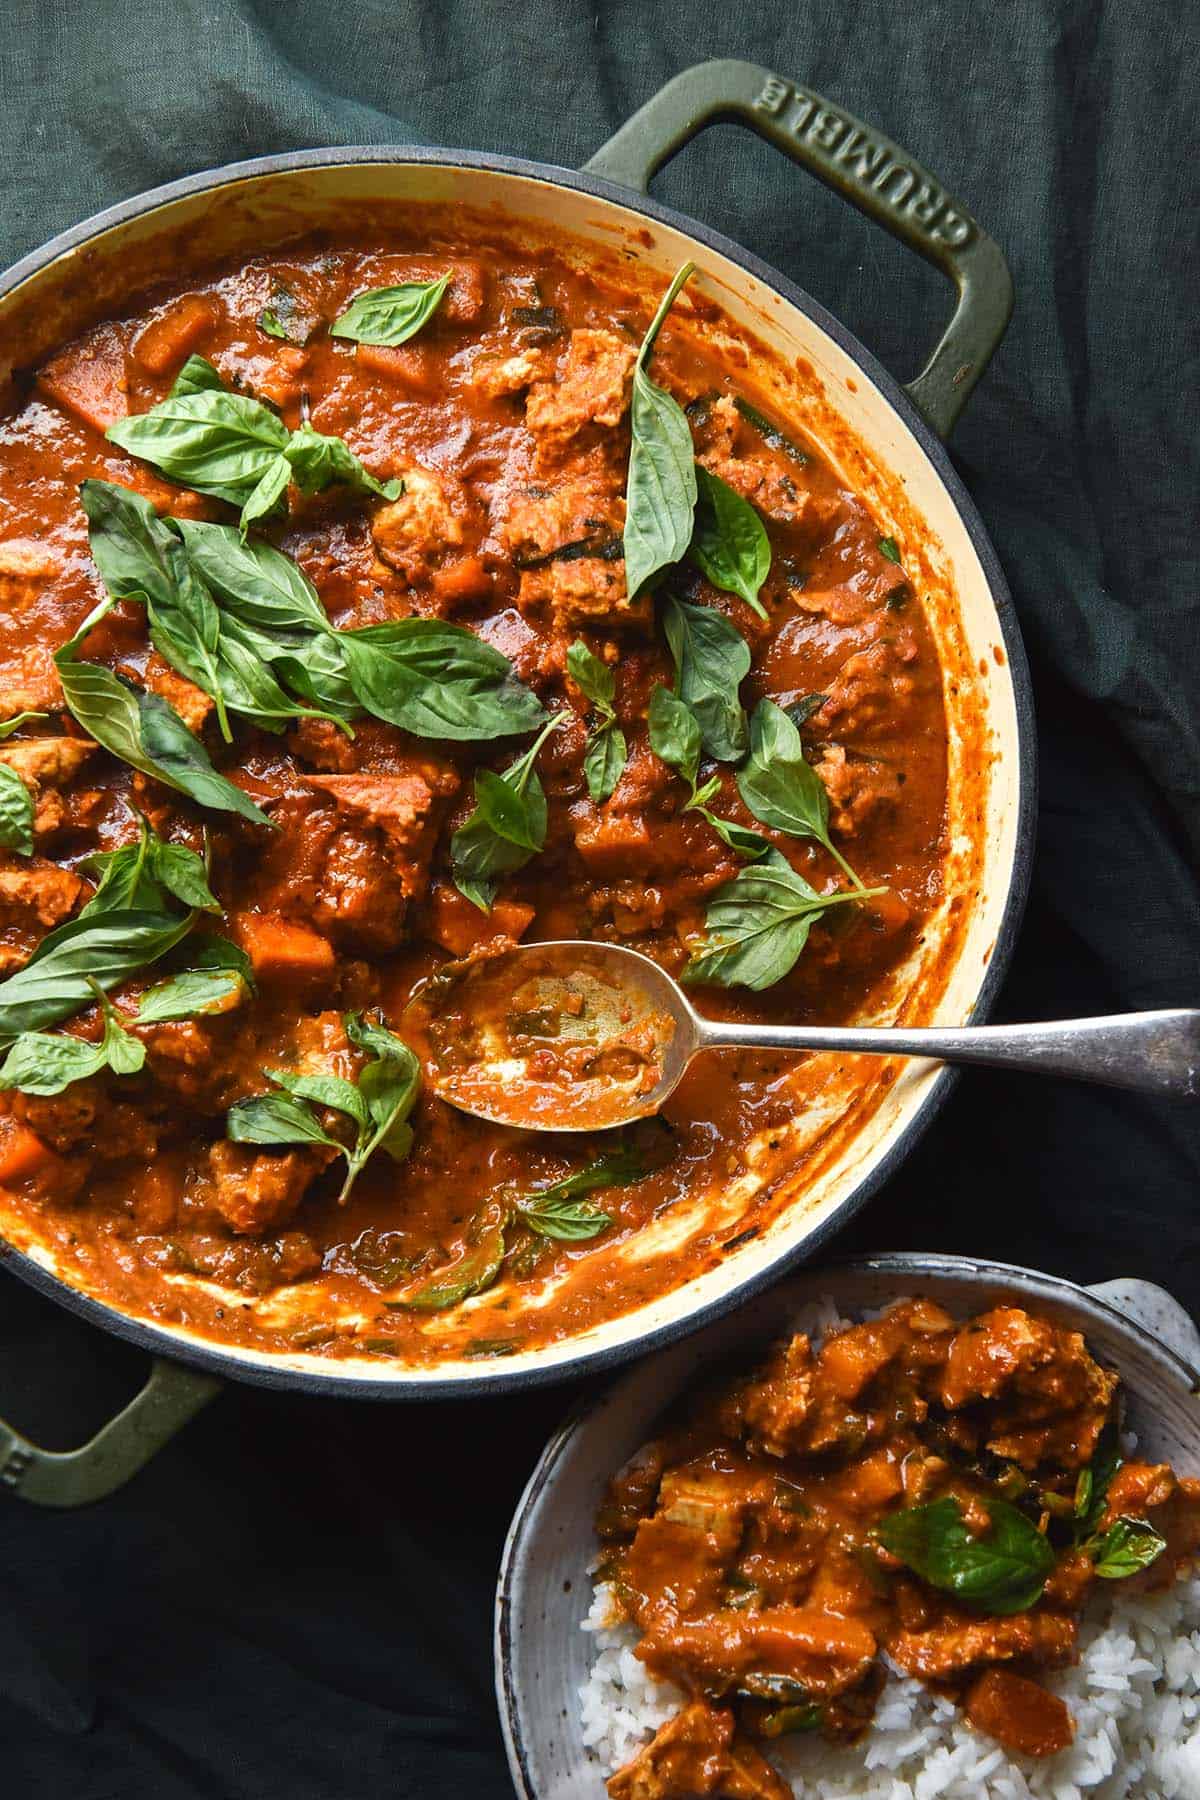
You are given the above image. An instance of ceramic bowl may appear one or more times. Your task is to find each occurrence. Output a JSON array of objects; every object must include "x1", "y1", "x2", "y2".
[{"x1": 494, "y1": 1253, "x2": 1200, "y2": 1799}]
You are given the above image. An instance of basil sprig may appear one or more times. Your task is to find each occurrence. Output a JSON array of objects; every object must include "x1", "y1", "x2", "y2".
[
  {"x1": 227, "y1": 1012, "x2": 421, "y2": 1203},
  {"x1": 0, "y1": 763, "x2": 34, "y2": 856},
  {"x1": 330, "y1": 276, "x2": 449, "y2": 346},
  {"x1": 567, "y1": 641, "x2": 627, "y2": 803},
  {"x1": 0, "y1": 979, "x2": 145, "y2": 1097},
  {"x1": 684, "y1": 849, "x2": 883, "y2": 991},
  {"x1": 398, "y1": 1147, "x2": 648, "y2": 1310},
  {"x1": 450, "y1": 715, "x2": 564, "y2": 912},
  {"x1": 81, "y1": 816, "x2": 218, "y2": 918},
  {"x1": 1085, "y1": 1515, "x2": 1167, "y2": 1579},
  {"x1": 1069, "y1": 1427, "x2": 1167, "y2": 1578},
  {"x1": 647, "y1": 687, "x2": 767, "y2": 863},
  {"x1": 736, "y1": 700, "x2": 869, "y2": 891},
  {"x1": 662, "y1": 594, "x2": 750, "y2": 763},
  {"x1": 689, "y1": 466, "x2": 771, "y2": 619},
  {"x1": 877, "y1": 1496, "x2": 1056, "y2": 1616},
  {"x1": 81, "y1": 481, "x2": 348, "y2": 739},
  {"x1": 176, "y1": 518, "x2": 545, "y2": 741},
  {"x1": 54, "y1": 604, "x2": 273, "y2": 829},
  {"x1": 647, "y1": 686, "x2": 719, "y2": 812},
  {"x1": 515, "y1": 1145, "x2": 647, "y2": 1241},
  {"x1": 106, "y1": 357, "x2": 400, "y2": 534},
  {"x1": 0, "y1": 907, "x2": 195, "y2": 1045},
  {"x1": 624, "y1": 263, "x2": 698, "y2": 600}
]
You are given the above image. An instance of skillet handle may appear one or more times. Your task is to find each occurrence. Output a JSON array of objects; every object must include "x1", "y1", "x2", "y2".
[
  {"x1": 584, "y1": 58, "x2": 1013, "y2": 440},
  {"x1": 0, "y1": 1357, "x2": 221, "y2": 1508}
]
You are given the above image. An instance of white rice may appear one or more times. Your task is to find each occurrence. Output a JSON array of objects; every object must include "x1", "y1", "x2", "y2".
[{"x1": 579, "y1": 1300, "x2": 1200, "y2": 1800}]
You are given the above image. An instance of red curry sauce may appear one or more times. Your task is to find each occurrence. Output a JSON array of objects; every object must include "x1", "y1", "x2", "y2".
[{"x1": 0, "y1": 225, "x2": 958, "y2": 1361}]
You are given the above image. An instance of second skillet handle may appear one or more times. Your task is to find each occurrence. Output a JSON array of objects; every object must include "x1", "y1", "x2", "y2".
[
  {"x1": 0, "y1": 1357, "x2": 220, "y2": 1508},
  {"x1": 584, "y1": 58, "x2": 1013, "y2": 440}
]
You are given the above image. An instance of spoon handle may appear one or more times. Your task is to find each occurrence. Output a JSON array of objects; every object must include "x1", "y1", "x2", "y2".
[{"x1": 693, "y1": 1009, "x2": 1200, "y2": 1099}]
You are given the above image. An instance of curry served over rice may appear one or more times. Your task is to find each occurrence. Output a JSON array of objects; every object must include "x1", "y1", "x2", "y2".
[
  {"x1": 0, "y1": 224, "x2": 973, "y2": 1359},
  {"x1": 593, "y1": 1302, "x2": 1200, "y2": 1795}
]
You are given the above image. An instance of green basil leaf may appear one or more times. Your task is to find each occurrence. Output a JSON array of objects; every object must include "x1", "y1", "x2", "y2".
[
  {"x1": 238, "y1": 452, "x2": 293, "y2": 535},
  {"x1": 55, "y1": 640, "x2": 273, "y2": 828},
  {"x1": 878, "y1": 535, "x2": 902, "y2": 564},
  {"x1": 697, "y1": 811, "x2": 771, "y2": 861},
  {"x1": 226, "y1": 1091, "x2": 342, "y2": 1152},
  {"x1": 269, "y1": 1067, "x2": 370, "y2": 1129},
  {"x1": 647, "y1": 684, "x2": 702, "y2": 793},
  {"x1": 515, "y1": 1145, "x2": 647, "y2": 1241},
  {"x1": 736, "y1": 700, "x2": 867, "y2": 892},
  {"x1": 283, "y1": 421, "x2": 400, "y2": 503},
  {"x1": 345, "y1": 1011, "x2": 421, "y2": 1161},
  {"x1": 1086, "y1": 1515, "x2": 1167, "y2": 1579},
  {"x1": 168, "y1": 356, "x2": 226, "y2": 400},
  {"x1": 329, "y1": 276, "x2": 449, "y2": 346},
  {"x1": 394, "y1": 1200, "x2": 508, "y2": 1312},
  {"x1": 174, "y1": 519, "x2": 332, "y2": 635},
  {"x1": 1073, "y1": 1424, "x2": 1123, "y2": 1540},
  {"x1": 583, "y1": 721, "x2": 627, "y2": 804},
  {"x1": 215, "y1": 616, "x2": 348, "y2": 734},
  {"x1": 136, "y1": 688, "x2": 274, "y2": 827},
  {"x1": 662, "y1": 594, "x2": 749, "y2": 763},
  {"x1": 95, "y1": 986, "x2": 147, "y2": 1077},
  {"x1": 568, "y1": 642, "x2": 625, "y2": 802},
  {"x1": 81, "y1": 817, "x2": 216, "y2": 916},
  {"x1": 337, "y1": 620, "x2": 546, "y2": 741},
  {"x1": 146, "y1": 838, "x2": 220, "y2": 912},
  {"x1": 684, "y1": 849, "x2": 880, "y2": 990},
  {"x1": 566, "y1": 640, "x2": 616, "y2": 717},
  {"x1": 78, "y1": 481, "x2": 227, "y2": 719},
  {"x1": 136, "y1": 937, "x2": 253, "y2": 1023},
  {"x1": 106, "y1": 388, "x2": 291, "y2": 508},
  {"x1": 81, "y1": 485, "x2": 342, "y2": 733},
  {"x1": 624, "y1": 264, "x2": 698, "y2": 600},
  {"x1": 877, "y1": 1496, "x2": 1056, "y2": 1615},
  {"x1": 269, "y1": 631, "x2": 360, "y2": 721},
  {"x1": 0, "y1": 1030, "x2": 109, "y2": 1095},
  {"x1": 81, "y1": 823, "x2": 159, "y2": 916},
  {"x1": 258, "y1": 309, "x2": 288, "y2": 341},
  {"x1": 0, "y1": 713, "x2": 46, "y2": 740},
  {"x1": 0, "y1": 763, "x2": 34, "y2": 856},
  {"x1": 0, "y1": 908, "x2": 195, "y2": 1044},
  {"x1": 689, "y1": 465, "x2": 771, "y2": 619},
  {"x1": 517, "y1": 1199, "x2": 611, "y2": 1241},
  {"x1": 235, "y1": 1014, "x2": 422, "y2": 1204},
  {"x1": 450, "y1": 715, "x2": 561, "y2": 911}
]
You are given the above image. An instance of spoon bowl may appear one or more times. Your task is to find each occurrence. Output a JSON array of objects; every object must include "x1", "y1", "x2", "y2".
[{"x1": 407, "y1": 939, "x2": 1200, "y2": 1131}]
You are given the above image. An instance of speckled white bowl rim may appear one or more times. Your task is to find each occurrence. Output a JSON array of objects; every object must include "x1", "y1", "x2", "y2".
[{"x1": 494, "y1": 1253, "x2": 1200, "y2": 1800}]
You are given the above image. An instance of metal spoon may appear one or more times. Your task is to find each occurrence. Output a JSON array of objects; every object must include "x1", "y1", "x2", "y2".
[{"x1": 409, "y1": 940, "x2": 1200, "y2": 1132}]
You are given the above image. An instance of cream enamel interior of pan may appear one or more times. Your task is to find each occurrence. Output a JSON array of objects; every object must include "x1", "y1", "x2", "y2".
[{"x1": 0, "y1": 161, "x2": 1024, "y2": 1384}]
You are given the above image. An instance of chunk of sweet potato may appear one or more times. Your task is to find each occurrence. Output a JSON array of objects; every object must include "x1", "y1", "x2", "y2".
[
  {"x1": 132, "y1": 295, "x2": 222, "y2": 376},
  {"x1": 0, "y1": 1118, "x2": 61, "y2": 1188},
  {"x1": 425, "y1": 884, "x2": 535, "y2": 957},
  {"x1": 37, "y1": 325, "x2": 129, "y2": 432},
  {"x1": 355, "y1": 342, "x2": 442, "y2": 394},
  {"x1": 234, "y1": 913, "x2": 335, "y2": 986}
]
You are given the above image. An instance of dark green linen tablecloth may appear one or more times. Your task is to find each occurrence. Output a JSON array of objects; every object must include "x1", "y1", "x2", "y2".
[{"x1": 2, "y1": 2, "x2": 1197, "y2": 1793}]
